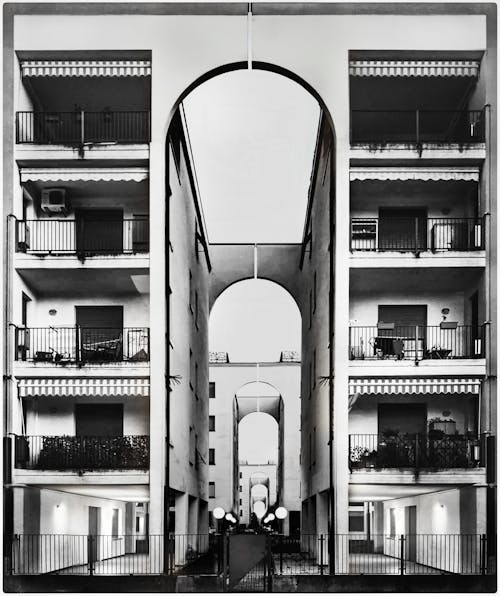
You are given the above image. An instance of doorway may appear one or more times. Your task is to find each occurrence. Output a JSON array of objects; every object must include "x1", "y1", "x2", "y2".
[
  {"x1": 378, "y1": 207, "x2": 427, "y2": 251},
  {"x1": 88, "y1": 506, "x2": 101, "y2": 563},
  {"x1": 405, "y1": 505, "x2": 417, "y2": 561},
  {"x1": 76, "y1": 209, "x2": 123, "y2": 254},
  {"x1": 75, "y1": 305, "x2": 123, "y2": 362},
  {"x1": 75, "y1": 404, "x2": 123, "y2": 437},
  {"x1": 378, "y1": 403, "x2": 427, "y2": 436}
]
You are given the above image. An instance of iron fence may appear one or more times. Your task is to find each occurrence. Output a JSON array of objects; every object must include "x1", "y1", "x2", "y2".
[
  {"x1": 349, "y1": 434, "x2": 483, "y2": 470},
  {"x1": 7, "y1": 533, "x2": 493, "y2": 576},
  {"x1": 350, "y1": 217, "x2": 483, "y2": 252},
  {"x1": 15, "y1": 326, "x2": 150, "y2": 363},
  {"x1": 14, "y1": 435, "x2": 150, "y2": 470},
  {"x1": 349, "y1": 325, "x2": 484, "y2": 360},
  {"x1": 350, "y1": 109, "x2": 485, "y2": 144},
  {"x1": 16, "y1": 111, "x2": 150, "y2": 144},
  {"x1": 16, "y1": 218, "x2": 149, "y2": 254}
]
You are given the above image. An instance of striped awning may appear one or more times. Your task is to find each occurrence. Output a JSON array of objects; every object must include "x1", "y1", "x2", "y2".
[
  {"x1": 349, "y1": 377, "x2": 482, "y2": 396},
  {"x1": 350, "y1": 167, "x2": 480, "y2": 182},
  {"x1": 20, "y1": 167, "x2": 148, "y2": 183},
  {"x1": 18, "y1": 377, "x2": 150, "y2": 398},
  {"x1": 349, "y1": 60, "x2": 479, "y2": 78},
  {"x1": 21, "y1": 60, "x2": 151, "y2": 78}
]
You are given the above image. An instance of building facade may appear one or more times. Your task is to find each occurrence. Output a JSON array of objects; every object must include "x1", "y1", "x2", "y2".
[{"x1": 2, "y1": 1, "x2": 496, "y2": 582}]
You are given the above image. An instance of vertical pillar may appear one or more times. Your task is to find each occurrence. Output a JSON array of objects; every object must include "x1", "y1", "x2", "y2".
[
  {"x1": 148, "y1": 134, "x2": 167, "y2": 537},
  {"x1": 316, "y1": 492, "x2": 329, "y2": 567},
  {"x1": 373, "y1": 502, "x2": 384, "y2": 553}
]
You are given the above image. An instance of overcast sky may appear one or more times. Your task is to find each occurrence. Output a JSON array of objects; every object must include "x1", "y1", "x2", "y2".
[{"x1": 184, "y1": 70, "x2": 318, "y2": 362}]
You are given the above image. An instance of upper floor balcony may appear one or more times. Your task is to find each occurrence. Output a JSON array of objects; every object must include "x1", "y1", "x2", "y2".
[
  {"x1": 350, "y1": 217, "x2": 483, "y2": 253},
  {"x1": 349, "y1": 433, "x2": 483, "y2": 471},
  {"x1": 16, "y1": 217, "x2": 149, "y2": 257},
  {"x1": 16, "y1": 110, "x2": 150, "y2": 146},
  {"x1": 349, "y1": 324, "x2": 484, "y2": 362},
  {"x1": 15, "y1": 326, "x2": 150, "y2": 366},
  {"x1": 14, "y1": 434, "x2": 149, "y2": 471}
]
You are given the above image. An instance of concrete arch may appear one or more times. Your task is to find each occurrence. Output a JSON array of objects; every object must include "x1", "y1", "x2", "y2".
[{"x1": 236, "y1": 381, "x2": 281, "y2": 398}]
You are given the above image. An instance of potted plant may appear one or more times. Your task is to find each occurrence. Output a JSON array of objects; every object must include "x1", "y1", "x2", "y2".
[{"x1": 428, "y1": 417, "x2": 456, "y2": 437}]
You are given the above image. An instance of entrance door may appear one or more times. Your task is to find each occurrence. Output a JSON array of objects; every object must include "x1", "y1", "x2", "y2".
[
  {"x1": 379, "y1": 208, "x2": 427, "y2": 251},
  {"x1": 378, "y1": 404, "x2": 427, "y2": 437},
  {"x1": 289, "y1": 511, "x2": 301, "y2": 538},
  {"x1": 76, "y1": 306, "x2": 123, "y2": 362},
  {"x1": 88, "y1": 506, "x2": 101, "y2": 563},
  {"x1": 75, "y1": 404, "x2": 123, "y2": 437},
  {"x1": 405, "y1": 505, "x2": 417, "y2": 562},
  {"x1": 76, "y1": 209, "x2": 123, "y2": 254}
]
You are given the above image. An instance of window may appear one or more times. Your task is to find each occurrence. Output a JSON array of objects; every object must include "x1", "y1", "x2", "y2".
[
  {"x1": 313, "y1": 350, "x2": 317, "y2": 389},
  {"x1": 239, "y1": 499, "x2": 242, "y2": 506},
  {"x1": 189, "y1": 426, "x2": 194, "y2": 465},
  {"x1": 195, "y1": 362, "x2": 199, "y2": 399},
  {"x1": 239, "y1": 472, "x2": 242, "y2": 479},
  {"x1": 189, "y1": 270, "x2": 193, "y2": 313},
  {"x1": 349, "y1": 512, "x2": 364, "y2": 532},
  {"x1": 195, "y1": 290, "x2": 199, "y2": 329},
  {"x1": 209, "y1": 482, "x2": 215, "y2": 498},
  {"x1": 209, "y1": 448, "x2": 215, "y2": 465},
  {"x1": 209, "y1": 382, "x2": 216, "y2": 399},
  {"x1": 209, "y1": 416, "x2": 215, "y2": 431},
  {"x1": 239, "y1": 485, "x2": 242, "y2": 492},
  {"x1": 313, "y1": 271, "x2": 317, "y2": 313},
  {"x1": 309, "y1": 289, "x2": 313, "y2": 329},
  {"x1": 112, "y1": 509, "x2": 120, "y2": 538},
  {"x1": 240, "y1": 509, "x2": 243, "y2": 517}
]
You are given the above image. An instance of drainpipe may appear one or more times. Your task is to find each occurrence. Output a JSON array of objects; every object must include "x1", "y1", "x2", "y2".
[{"x1": 328, "y1": 130, "x2": 335, "y2": 575}]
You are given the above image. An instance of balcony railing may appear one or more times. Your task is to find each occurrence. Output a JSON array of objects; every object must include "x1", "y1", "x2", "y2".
[
  {"x1": 350, "y1": 109, "x2": 485, "y2": 144},
  {"x1": 349, "y1": 434, "x2": 483, "y2": 470},
  {"x1": 350, "y1": 218, "x2": 483, "y2": 252},
  {"x1": 349, "y1": 325, "x2": 484, "y2": 360},
  {"x1": 15, "y1": 327, "x2": 150, "y2": 364},
  {"x1": 16, "y1": 111, "x2": 150, "y2": 144},
  {"x1": 16, "y1": 219, "x2": 149, "y2": 255},
  {"x1": 14, "y1": 435, "x2": 149, "y2": 470},
  {"x1": 8, "y1": 533, "x2": 493, "y2": 576}
]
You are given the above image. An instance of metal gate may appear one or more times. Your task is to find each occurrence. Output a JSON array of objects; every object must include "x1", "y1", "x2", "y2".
[{"x1": 224, "y1": 534, "x2": 271, "y2": 592}]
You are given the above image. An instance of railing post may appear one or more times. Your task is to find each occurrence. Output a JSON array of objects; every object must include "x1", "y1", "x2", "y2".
[
  {"x1": 75, "y1": 325, "x2": 80, "y2": 364},
  {"x1": 415, "y1": 325, "x2": 419, "y2": 363},
  {"x1": 80, "y1": 110, "x2": 85, "y2": 145},
  {"x1": 88, "y1": 535, "x2": 94, "y2": 576},
  {"x1": 279, "y1": 535, "x2": 283, "y2": 575},
  {"x1": 222, "y1": 533, "x2": 228, "y2": 592},
  {"x1": 481, "y1": 534, "x2": 487, "y2": 575},
  {"x1": 415, "y1": 433, "x2": 419, "y2": 470},
  {"x1": 414, "y1": 216, "x2": 419, "y2": 252},
  {"x1": 400, "y1": 534, "x2": 405, "y2": 575},
  {"x1": 320, "y1": 534, "x2": 324, "y2": 575}
]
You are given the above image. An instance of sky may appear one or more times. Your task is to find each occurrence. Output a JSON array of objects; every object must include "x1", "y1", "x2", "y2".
[
  {"x1": 183, "y1": 69, "x2": 318, "y2": 362},
  {"x1": 183, "y1": 70, "x2": 320, "y2": 244}
]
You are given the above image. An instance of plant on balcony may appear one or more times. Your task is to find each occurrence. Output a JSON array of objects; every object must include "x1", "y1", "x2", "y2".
[{"x1": 428, "y1": 417, "x2": 456, "y2": 438}]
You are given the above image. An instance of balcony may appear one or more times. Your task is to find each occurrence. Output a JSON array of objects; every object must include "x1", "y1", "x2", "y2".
[
  {"x1": 14, "y1": 435, "x2": 149, "y2": 470},
  {"x1": 350, "y1": 218, "x2": 483, "y2": 252},
  {"x1": 16, "y1": 111, "x2": 150, "y2": 145},
  {"x1": 16, "y1": 218, "x2": 149, "y2": 256},
  {"x1": 15, "y1": 327, "x2": 150, "y2": 364},
  {"x1": 350, "y1": 109, "x2": 485, "y2": 145},
  {"x1": 349, "y1": 434, "x2": 483, "y2": 470},
  {"x1": 349, "y1": 325, "x2": 484, "y2": 361}
]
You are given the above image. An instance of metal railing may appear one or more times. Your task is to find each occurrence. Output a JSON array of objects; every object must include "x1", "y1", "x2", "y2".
[
  {"x1": 349, "y1": 325, "x2": 484, "y2": 360},
  {"x1": 14, "y1": 435, "x2": 149, "y2": 470},
  {"x1": 8, "y1": 533, "x2": 492, "y2": 576},
  {"x1": 349, "y1": 434, "x2": 483, "y2": 470},
  {"x1": 350, "y1": 217, "x2": 483, "y2": 251},
  {"x1": 15, "y1": 326, "x2": 150, "y2": 363},
  {"x1": 10, "y1": 534, "x2": 221, "y2": 575},
  {"x1": 16, "y1": 219, "x2": 149, "y2": 255},
  {"x1": 350, "y1": 109, "x2": 485, "y2": 144},
  {"x1": 16, "y1": 111, "x2": 150, "y2": 144}
]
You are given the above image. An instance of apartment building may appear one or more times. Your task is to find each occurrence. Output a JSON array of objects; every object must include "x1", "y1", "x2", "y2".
[{"x1": 3, "y1": 1, "x2": 496, "y2": 584}]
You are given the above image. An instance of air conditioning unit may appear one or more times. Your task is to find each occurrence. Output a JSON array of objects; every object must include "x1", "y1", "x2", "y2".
[{"x1": 41, "y1": 188, "x2": 69, "y2": 216}]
